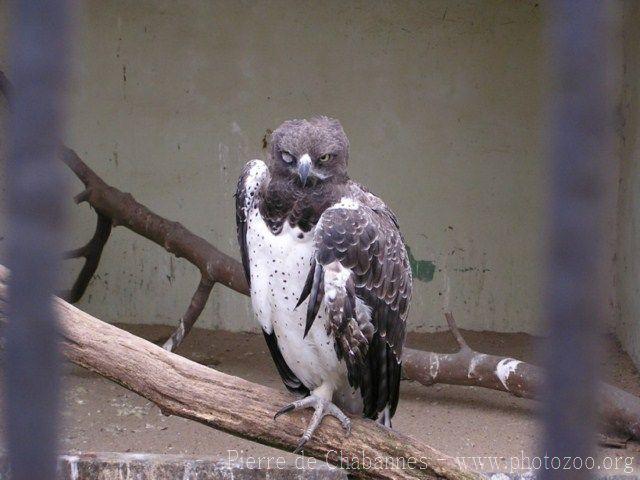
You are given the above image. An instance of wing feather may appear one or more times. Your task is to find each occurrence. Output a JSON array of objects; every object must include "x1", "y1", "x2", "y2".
[
  {"x1": 234, "y1": 160, "x2": 269, "y2": 286},
  {"x1": 299, "y1": 197, "x2": 412, "y2": 420}
]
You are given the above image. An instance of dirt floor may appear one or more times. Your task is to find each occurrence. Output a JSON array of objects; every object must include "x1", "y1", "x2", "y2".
[{"x1": 8, "y1": 325, "x2": 640, "y2": 476}]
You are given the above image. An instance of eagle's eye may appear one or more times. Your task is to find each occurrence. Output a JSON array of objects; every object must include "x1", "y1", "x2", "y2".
[
  {"x1": 281, "y1": 151, "x2": 294, "y2": 164},
  {"x1": 319, "y1": 153, "x2": 332, "y2": 163}
]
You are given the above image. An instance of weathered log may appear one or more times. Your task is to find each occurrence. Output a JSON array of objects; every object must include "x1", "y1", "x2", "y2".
[{"x1": 0, "y1": 265, "x2": 478, "y2": 480}]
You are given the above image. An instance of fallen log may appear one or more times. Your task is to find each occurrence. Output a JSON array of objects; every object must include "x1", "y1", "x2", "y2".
[{"x1": 0, "y1": 265, "x2": 478, "y2": 480}]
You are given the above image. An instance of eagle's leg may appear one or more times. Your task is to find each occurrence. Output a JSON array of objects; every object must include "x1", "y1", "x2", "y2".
[
  {"x1": 377, "y1": 406, "x2": 392, "y2": 428},
  {"x1": 274, "y1": 385, "x2": 351, "y2": 453}
]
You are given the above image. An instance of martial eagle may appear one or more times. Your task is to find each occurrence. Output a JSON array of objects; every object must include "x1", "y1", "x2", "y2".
[{"x1": 235, "y1": 116, "x2": 412, "y2": 451}]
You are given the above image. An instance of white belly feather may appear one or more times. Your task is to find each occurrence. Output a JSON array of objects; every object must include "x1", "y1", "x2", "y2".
[
  {"x1": 241, "y1": 160, "x2": 362, "y2": 413},
  {"x1": 246, "y1": 209, "x2": 349, "y2": 392}
]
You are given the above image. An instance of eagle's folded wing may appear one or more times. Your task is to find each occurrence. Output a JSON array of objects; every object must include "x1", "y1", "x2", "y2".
[
  {"x1": 235, "y1": 160, "x2": 268, "y2": 284},
  {"x1": 298, "y1": 199, "x2": 412, "y2": 418}
]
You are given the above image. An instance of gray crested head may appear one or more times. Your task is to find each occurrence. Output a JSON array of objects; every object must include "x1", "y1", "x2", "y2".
[{"x1": 268, "y1": 116, "x2": 350, "y2": 187}]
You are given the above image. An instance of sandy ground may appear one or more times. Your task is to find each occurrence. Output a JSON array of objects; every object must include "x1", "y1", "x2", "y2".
[{"x1": 4, "y1": 325, "x2": 640, "y2": 476}]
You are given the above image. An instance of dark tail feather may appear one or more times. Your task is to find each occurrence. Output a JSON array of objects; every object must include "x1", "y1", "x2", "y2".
[
  {"x1": 376, "y1": 341, "x2": 389, "y2": 413},
  {"x1": 388, "y1": 351, "x2": 401, "y2": 418}
]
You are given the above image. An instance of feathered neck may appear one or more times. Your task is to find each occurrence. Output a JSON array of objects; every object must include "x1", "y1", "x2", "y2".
[{"x1": 259, "y1": 175, "x2": 348, "y2": 234}]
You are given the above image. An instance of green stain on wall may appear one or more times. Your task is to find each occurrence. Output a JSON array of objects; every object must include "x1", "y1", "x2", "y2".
[{"x1": 405, "y1": 244, "x2": 435, "y2": 283}]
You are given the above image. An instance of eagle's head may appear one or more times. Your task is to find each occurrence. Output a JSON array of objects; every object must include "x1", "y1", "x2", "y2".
[{"x1": 268, "y1": 116, "x2": 349, "y2": 187}]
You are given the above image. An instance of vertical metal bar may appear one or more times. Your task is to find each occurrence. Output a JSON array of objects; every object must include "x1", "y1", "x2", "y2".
[
  {"x1": 541, "y1": 2, "x2": 611, "y2": 479},
  {"x1": 3, "y1": 1, "x2": 69, "y2": 479}
]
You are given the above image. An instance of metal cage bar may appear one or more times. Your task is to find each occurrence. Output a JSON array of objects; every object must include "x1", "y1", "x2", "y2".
[
  {"x1": 541, "y1": 1, "x2": 612, "y2": 478},
  {"x1": 3, "y1": 1, "x2": 69, "y2": 479}
]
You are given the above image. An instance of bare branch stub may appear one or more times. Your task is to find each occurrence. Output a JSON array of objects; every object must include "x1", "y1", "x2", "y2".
[
  {"x1": 162, "y1": 277, "x2": 214, "y2": 352},
  {"x1": 62, "y1": 212, "x2": 112, "y2": 303},
  {"x1": 444, "y1": 312, "x2": 470, "y2": 351}
]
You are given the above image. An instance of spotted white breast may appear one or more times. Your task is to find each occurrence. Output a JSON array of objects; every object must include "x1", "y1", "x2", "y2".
[{"x1": 240, "y1": 160, "x2": 353, "y2": 398}]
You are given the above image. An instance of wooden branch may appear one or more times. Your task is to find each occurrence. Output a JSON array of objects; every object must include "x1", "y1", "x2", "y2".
[
  {"x1": 161, "y1": 277, "x2": 214, "y2": 351},
  {"x1": 0, "y1": 266, "x2": 477, "y2": 480},
  {"x1": 404, "y1": 314, "x2": 640, "y2": 441},
  {"x1": 0, "y1": 72, "x2": 112, "y2": 307},
  {"x1": 443, "y1": 312, "x2": 470, "y2": 351},
  {"x1": 403, "y1": 326, "x2": 541, "y2": 400},
  {"x1": 60, "y1": 147, "x2": 248, "y2": 297},
  {"x1": 60, "y1": 146, "x2": 247, "y2": 351},
  {"x1": 0, "y1": 71, "x2": 239, "y2": 350},
  {"x1": 61, "y1": 212, "x2": 112, "y2": 303}
]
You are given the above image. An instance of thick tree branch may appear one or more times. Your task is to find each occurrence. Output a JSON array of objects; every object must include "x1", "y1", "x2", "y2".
[
  {"x1": 59, "y1": 146, "x2": 247, "y2": 351},
  {"x1": 0, "y1": 70, "x2": 236, "y2": 350},
  {"x1": 59, "y1": 147, "x2": 248, "y2": 297},
  {"x1": 0, "y1": 265, "x2": 477, "y2": 480},
  {"x1": 0, "y1": 72, "x2": 114, "y2": 307}
]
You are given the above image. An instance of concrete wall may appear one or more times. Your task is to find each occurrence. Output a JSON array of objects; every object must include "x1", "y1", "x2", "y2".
[{"x1": 0, "y1": 1, "x2": 553, "y2": 334}]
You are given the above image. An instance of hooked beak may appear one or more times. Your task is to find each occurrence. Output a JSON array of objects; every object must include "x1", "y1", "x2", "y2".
[{"x1": 298, "y1": 153, "x2": 311, "y2": 186}]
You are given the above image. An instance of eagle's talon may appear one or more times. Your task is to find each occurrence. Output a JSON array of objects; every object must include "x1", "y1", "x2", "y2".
[
  {"x1": 343, "y1": 419, "x2": 352, "y2": 436},
  {"x1": 293, "y1": 437, "x2": 309, "y2": 454},
  {"x1": 274, "y1": 403, "x2": 295, "y2": 420},
  {"x1": 275, "y1": 394, "x2": 351, "y2": 453},
  {"x1": 325, "y1": 401, "x2": 351, "y2": 433}
]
